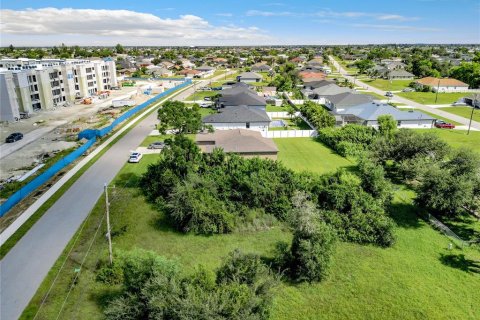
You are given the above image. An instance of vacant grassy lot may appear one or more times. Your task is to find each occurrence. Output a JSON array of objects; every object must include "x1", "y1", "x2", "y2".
[
  {"x1": 438, "y1": 106, "x2": 480, "y2": 124},
  {"x1": 274, "y1": 138, "x2": 353, "y2": 174},
  {"x1": 266, "y1": 104, "x2": 288, "y2": 112},
  {"x1": 397, "y1": 92, "x2": 468, "y2": 105},
  {"x1": 363, "y1": 79, "x2": 413, "y2": 91},
  {"x1": 23, "y1": 142, "x2": 480, "y2": 319}
]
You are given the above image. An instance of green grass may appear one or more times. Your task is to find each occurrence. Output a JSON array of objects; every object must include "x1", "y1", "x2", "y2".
[
  {"x1": 414, "y1": 129, "x2": 480, "y2": 151},
  {"x1": 274, "y1": 138, "x2": 353, "y2": 174},
  {"x1": 269, "y1": 118, "x2": 311, "y2": 131},
  {"x1": 23, "y1": 144, "x2": 480, "y2": 320},
  {"x1": 184, "y1": 91, "x2": 219, "y2": 101},
  {"x1": 266, "y1": 104, "x2": 288, "y2": 112},
  {"x1": 438, "y1": 107, "x2": 480, "y2": 124},
  {"x1": 397, "y1": 92, "x2": 468, "y2": 105},
  {"x1": 336, "y1": 59, "x2": 358, "y2": 74},
  {"x1": 363, "y1": 79, "x2": 413, "y2": 91}
]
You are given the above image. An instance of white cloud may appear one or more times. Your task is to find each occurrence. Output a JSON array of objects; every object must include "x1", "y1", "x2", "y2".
[
  {"x1": 216, "y1": 13, "x2": 233, "y2": 17},
  {"x1": 0, "y1": 8, "x2": 270, "y2": 45},
  {"x1": 377, "y1": 14, "x2": 419, "y2": 21},
  {"x1": 246, "y1": 10, "x2": 295, "y2": 17}
]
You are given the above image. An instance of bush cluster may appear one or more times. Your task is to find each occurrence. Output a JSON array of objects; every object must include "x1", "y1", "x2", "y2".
[{"x1": 300, "y1": 101, "x2": 336, "y2": 130}]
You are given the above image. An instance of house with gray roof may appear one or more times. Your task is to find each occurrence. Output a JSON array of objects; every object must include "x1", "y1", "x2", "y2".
[
  {"x1": 202, "y1": 105, "x2": 270, "y2": 132},
  {"x1": 217, "y1": 82, "x2": 267, "y2": 110},
  {"x1": 324, "y1": 92, "x2": 374, "y2": 112},
  {"x1": 196, "y1": 129, "x2": 278, "y2": 159},
  {"x1": 386, "y1": 69, "x2": 415, "y2": 80},
  {"x1": 304, "y1": 84, "x2": 354, "y2": 100},
  {"x1": 303, "y1": 80, "x2": 335, "y2": 90},
  {"x1": 237, "y1": 72, "x2": 263, "y2": 83},
  {"x1": 335, "y1": 102, "x2": 435, "y2": 128},
  {"x1": 251, "y1": 64, "x2": 272, "y2": 72}
]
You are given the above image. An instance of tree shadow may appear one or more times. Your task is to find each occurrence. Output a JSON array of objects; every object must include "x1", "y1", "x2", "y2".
[
  {"x1": 91, "y1": 287, "x2": 123, "y2": 310},
  {"x1": 442, "y1": 212, "x2": 480, "y2": 242},
  {"x1": 388, "y1": 201, "x2": 422, "y2": 229},
  {"x1": 439, "y1": 253, "x2": 480, "y2": 274},
  {"x1": 113, "y1": 172, "x2": 142, "y2": 190}
]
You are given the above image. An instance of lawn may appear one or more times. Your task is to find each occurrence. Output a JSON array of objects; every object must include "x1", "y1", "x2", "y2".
[
  {"x1": 269, "y1": 118, "x2": 312, "y2": 131},
  {"x1": 438, "y1": 106, "x2": 480, "y2": 124},
  {"x1": 397, "y1": 92, "x2": 469, "y2": 105},
  {"x1": 274, "y1": 138, "x2": 353, "y2": 174},
  {"x1": 22, "y1": 142, "x2": 480, "y2": 320},
  {"x1": 184, "y1": 90, "x2": 219, "y2": 101},
  {"x1": 414, "y1": 128, "x2": 480, "y2": 151},
  {"x1": 363, "y1": 79, "x2": 413, "y2": 91},
  {"x1": 266, "y1": 104, "x2": 288, "y2": 112}
]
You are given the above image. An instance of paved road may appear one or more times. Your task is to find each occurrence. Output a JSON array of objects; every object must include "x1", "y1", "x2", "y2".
[
  {"x1": 0, "y1": 73, "x2": 226, "y2": 320},
  {"x1": 329, "y1": 56, "x2": 480, "y2": 130}
]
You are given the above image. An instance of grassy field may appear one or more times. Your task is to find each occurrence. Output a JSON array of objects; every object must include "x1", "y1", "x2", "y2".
[
  {"x1": 438, "y1": 106, "x2": 480, "y2": 123},
  {"x1": 274, "y1": 138, "x2": 353, "y2": 174},
  {"x1": 415, "y1": 128, "x2": 480, "y2": 151},
  {"x1": 21, "y1": 138, "x2": 480, "y2": 320},
  {"x1": 267, "y1": 104, "x2": 288, "y2": 112},
  {"x1": 363, "y1": 79, "x2": 413, "y2": 91},
  {"x1": 269, "y1": 118, "x2": 311, "y2": 131},
  {"x1": 397, "y1": 92, "x2": 468, "y2": 105}
]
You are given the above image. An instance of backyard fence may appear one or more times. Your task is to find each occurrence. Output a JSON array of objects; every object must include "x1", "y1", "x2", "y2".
[
  {"x1": 263, "y1": 130, "x2": 317, "y2": 138},
  {"x1": 0, "y1": 79, "x2": 191, "y2": 217}
]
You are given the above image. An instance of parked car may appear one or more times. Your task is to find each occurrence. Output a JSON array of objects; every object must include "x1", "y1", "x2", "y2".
[
  {"x1": 204, "y1": 97, "x2": 212, "y2": 101},
  {"x1": 147, "y1": 141, "x2": 165, "y2": 149},
  {"x1": 385, "y1": 91, "x2": 394, "y2": 97},
  {"x1": 402, "y1": 88, "x2": 414, "y2": 92},
  {"x1": 5, "y1": 132, "x2": 23, "y2": 143},
  {"x1": 434, "y1": 120, "x2": 455, "y2": 129},
  {"x1": 128, "y1": 152, "x2": 143, "y2": 163},
  {"x1": 199, "y1": 102, "x2": 212, "y2": 108},
  {"x1": 211, "y1": 86, "x2": 222, "y2": 91}
]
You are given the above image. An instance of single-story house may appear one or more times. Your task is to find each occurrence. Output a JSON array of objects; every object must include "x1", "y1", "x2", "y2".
[
  {"x1": 262, "y1": 86, "x2": 277, "y2": 97},
  {"x1": 386, "y1": 69, "x2": 415, "y2": 80},
  {"x1": 335, "y1": 102, "x2": 435, "y2": 128},
  {"x1": 160, "y1": 61, "x2": 175, "y2": 69},
  {"x1": 145, "y1": 66, "x2": 173, "y2": 77},
  {"x1": 177, "y1": 69, "x2": 201, "y2": 78},
  {"x1": 299, "y1": 71, "x2": 326, "y2": 82},
  {"x1": 384, "y1": 61, "x2": 406, "y2": 70},
  {"x1": 303, "y1": 80, "x2": 335, "y2": 90},
  {"x1": 325, "y1": 92, "x2": 374, "y2": 112},
  {"x1": 196, "y1": 129, "x2": 278, "y2": 159},
  {"x1": 303, "y1": 84, "x2": 354, "y2": 100},
  {"x1": 217, "y1": 84, "x2": 267, "y2": 110},
  {"x1": 237, "y1": 72, "x2": 263, "y2": 83},
  {"x1": 251, "y1": 64, "x2": 272, "y2": 72},
  {"x1": 202, "y1": 105, "x2": 271, "y2": 132},
  {"x1": 415, "y1": 77, "x2": 470, "y2": 92},
  {"x1": 196, "y1": 65, "x2": 216, "y2": 77}
]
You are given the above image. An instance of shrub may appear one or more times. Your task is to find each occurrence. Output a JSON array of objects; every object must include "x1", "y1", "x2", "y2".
[{"x1": 300, "y1": 101, "x2": 335, "y2": 129}]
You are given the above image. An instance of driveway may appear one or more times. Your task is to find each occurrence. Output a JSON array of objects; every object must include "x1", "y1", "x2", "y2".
[{"x1": 329, "y1": 56, "x2": 480, "y2": 130}]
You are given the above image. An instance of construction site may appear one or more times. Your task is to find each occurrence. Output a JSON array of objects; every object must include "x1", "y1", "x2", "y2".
[{"x1": 0, "y1": 78, "x2": 179, "y2": 188}]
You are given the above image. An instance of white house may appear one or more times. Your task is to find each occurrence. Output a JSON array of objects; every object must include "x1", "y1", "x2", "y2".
[
  {"x1": 237, "y1": 72, "x2": 263, "y2": 83},
  {"x1": 416, "y1": 77, "x2": 470, "y2": 92},
  {"x1": 202, "y1": 106, "x2": 270, "y2": 132}
]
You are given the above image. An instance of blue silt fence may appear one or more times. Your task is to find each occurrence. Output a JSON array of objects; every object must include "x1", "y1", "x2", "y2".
[{"x1": 0, "y1": 80, "x2": 191, "y2": 216}]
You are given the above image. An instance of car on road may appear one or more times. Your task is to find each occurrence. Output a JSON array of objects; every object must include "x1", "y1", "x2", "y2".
[
  {"x1": 147, "y1": 141, "x2": 165, "y2": 149},
  {"x1": 434, "y1": 120, "x2": 455, "y2": 129},
  {"x1": 5, "y1": 132, "x2": 24, "y2": 143},
  {"x1": 385, "y1": 91, "x2": 394, "y2": 97},
  {"x1": 128, "y1": 152, "x2": 143, "y2": 163}
]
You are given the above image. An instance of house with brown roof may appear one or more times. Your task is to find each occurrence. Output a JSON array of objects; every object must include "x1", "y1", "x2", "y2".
[
  {"x1": 415, "y1": 77, "x2": 469, "y2": 92},
  {"x1": 196, "y1": 129, "x2": 278, "y2": 159}
]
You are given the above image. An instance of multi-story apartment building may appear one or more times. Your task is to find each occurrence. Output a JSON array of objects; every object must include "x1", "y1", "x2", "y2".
[{"x1": 0, "y1": 58, "x2": 117, "y2": 121}]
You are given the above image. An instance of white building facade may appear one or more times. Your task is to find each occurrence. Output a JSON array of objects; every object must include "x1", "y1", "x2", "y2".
[{"x1": 0, "y1": 58, "x2": 117, "y2": 121}]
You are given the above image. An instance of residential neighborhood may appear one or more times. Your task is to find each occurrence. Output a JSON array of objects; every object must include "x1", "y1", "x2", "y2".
[{"x1": 0, "y1": 1, "x2": 479, "y2": 320}]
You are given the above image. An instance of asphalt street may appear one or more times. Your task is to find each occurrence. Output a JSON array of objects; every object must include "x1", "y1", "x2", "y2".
[
  {"x1": 0, "y1": 74, "x2": 223, "y2": 320},
  {"x1": 329, "y1": 56, "x2": 480, "y2": 130}
]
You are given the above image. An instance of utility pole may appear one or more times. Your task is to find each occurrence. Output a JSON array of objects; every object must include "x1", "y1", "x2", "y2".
[
  {"x1": 434, "y1": 79, "x2": 441, "y2": 104},
  {"x1": 104, "y1": 183, "x2": 113, "y2": 265},
  {"x1": 467, "y1": 94, "x2": 478, "y2": 135}
]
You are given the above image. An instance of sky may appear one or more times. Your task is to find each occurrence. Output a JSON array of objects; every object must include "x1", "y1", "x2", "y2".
[{"x1": 1, "y1": 0, "x2": 479, "y2": 46}]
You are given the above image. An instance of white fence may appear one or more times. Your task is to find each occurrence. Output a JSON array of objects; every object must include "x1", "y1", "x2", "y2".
[
  {"x1": 262, "y1": 130, "x2": 317, "y2": 138},
  {"x1": 267, "y1": 111, "x2": 301, "y2": 119}
]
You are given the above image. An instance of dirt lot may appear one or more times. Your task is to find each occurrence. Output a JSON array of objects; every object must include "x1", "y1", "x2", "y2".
[{"x1": 0, "y1": 79, "x2": 174, "y2": 181}]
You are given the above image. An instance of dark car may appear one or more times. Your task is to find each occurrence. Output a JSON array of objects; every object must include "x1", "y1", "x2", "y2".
[
  {"x1": 385, "y1": 91, "x2": 394, "y2": 97},
  {"x1": 5, "y1": 132, "x2": 23, "y2": 143},
  {"x1": 434, "y1": 120, "x2": 455, "y2": 129}
]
